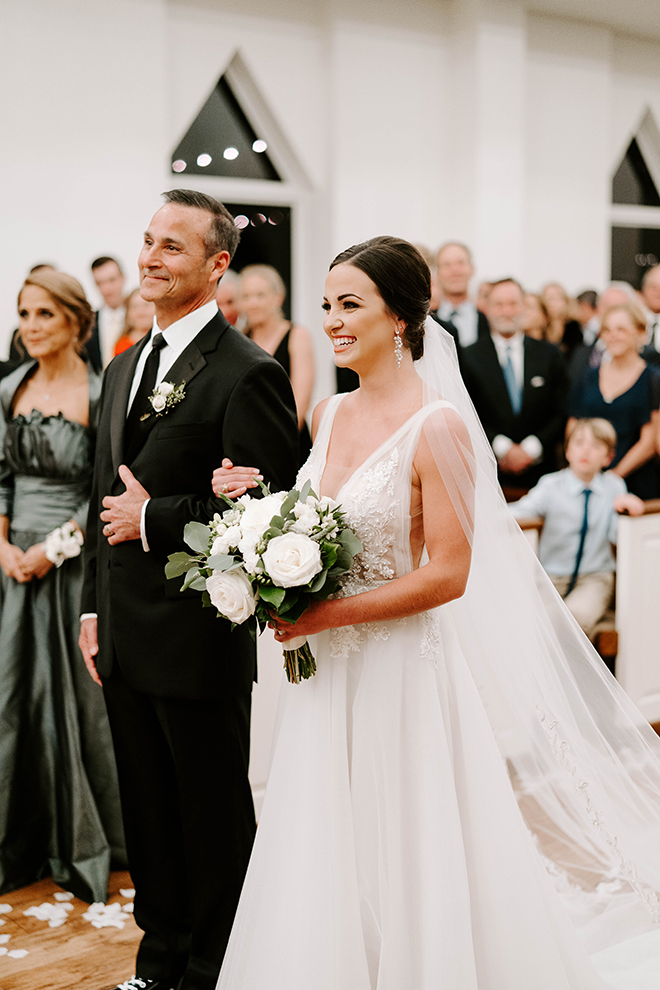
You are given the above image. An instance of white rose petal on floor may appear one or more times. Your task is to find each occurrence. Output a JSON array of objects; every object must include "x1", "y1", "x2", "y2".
[
  {"x1": 82, "y1": 902, "x2": 130, "y2": 929},
  {"x1": 24, "y1": 901, "x2": 74, "y2": 927},
  {"x1": 7, "y1": 949, "x2": 28, "y2": 958},
  {"x1": 119, "y1": 888, "x2": 135, "y2": 898},
  {"x1": 0, "y1": 905, "x2": 12, "y2": 914},
  {"x1": 53, "y1": 891, "x2": 75, "y2": 902},
  {"x1": 0, "y1": 948, "x2": 7, "y2": 956},
  {"x1": 0, "y1": 934, "x2": 10, "y2": 943},
  {"x1": 123, "y1": 902, "x2": 134, "y2": 913}
]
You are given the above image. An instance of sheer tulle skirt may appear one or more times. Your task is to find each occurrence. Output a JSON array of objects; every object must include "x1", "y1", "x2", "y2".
[{"x1": 217, "y1": 610, "x2": 610, "y2": 989}]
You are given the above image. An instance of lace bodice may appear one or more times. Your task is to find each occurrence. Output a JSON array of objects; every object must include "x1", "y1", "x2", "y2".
[{"x1": 299, "y1": 394, "x2": 455, "y2": 591}]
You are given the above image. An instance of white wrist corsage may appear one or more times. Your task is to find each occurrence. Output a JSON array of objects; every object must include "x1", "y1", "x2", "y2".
[
  {"x1": 44, "y1": 522, "x2": 84, "y2": 567},
  {"x1": 140, "y1": 381, "x2": 186, "y2": 421}
]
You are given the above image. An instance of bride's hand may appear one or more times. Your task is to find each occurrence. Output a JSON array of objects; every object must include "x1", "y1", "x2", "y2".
[
  {"x1": 271, "y1": 602, "x2": 327, "y2": 642},
  {"x1": 212, "y1": 458, "x2": 263, "y2": 498}
]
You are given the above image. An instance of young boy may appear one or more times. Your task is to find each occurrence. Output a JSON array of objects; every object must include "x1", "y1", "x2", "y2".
[{"x1": 509, "y1": 418, "x2": 644, "y2": 639}]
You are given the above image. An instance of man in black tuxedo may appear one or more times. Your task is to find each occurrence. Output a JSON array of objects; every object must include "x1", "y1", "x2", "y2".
[
  {"x1": 433, "y1": 242, "x2": 490, "y2": 350},
  {"x1": 79, "y1": 189, "x2": 298, "y2": 990},
  {"x1": 461, "y1": 278, "x2": 566, "y2": 494},
  {"x1": 86, "y1": 256, "x2": 127, "y2": 372}
]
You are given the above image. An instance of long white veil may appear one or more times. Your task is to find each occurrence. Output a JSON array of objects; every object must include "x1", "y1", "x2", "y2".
[{"x1": 417, "y1": 316, "x2": 660, "y2": 950}]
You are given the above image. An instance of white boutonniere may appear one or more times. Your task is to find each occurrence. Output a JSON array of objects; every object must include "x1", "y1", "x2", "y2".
[{"x1": 140, "y1": 381, "x2": 186, "y2": 421}]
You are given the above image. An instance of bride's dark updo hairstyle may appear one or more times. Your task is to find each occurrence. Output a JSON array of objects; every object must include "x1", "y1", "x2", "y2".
[{"x1": 329, "y1": 236, "x2": 431, "y2": 360}]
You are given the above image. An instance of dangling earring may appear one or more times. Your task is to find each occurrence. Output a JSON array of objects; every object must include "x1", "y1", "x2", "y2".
[{"x1": 394, "y1": 330, "x2": 403, "y2": 368}]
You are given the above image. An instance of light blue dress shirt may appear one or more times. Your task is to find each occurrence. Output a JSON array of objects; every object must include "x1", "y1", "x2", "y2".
[{"x1": 509, "y1": 468, "x2": 627, "y2": 575}]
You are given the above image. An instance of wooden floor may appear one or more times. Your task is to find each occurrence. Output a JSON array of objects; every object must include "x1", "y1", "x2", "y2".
[{"x1": 0, "y1": 871, "x2": 140, "y2": 990}]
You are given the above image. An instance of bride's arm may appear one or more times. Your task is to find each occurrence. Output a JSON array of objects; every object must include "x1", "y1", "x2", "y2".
[{"x1": 274, "y1": 410, "x2": 473, "y2": 641}]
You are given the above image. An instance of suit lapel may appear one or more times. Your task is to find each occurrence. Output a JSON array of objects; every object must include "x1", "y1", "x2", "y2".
[
  {"x1": 129, "y1": 311, "x2": 231, "y2": 453},
  {"x1": 110, "y1": 336, "x2": 147, "y2": 474},
  {"x1": 482, "y1": 336, "x2": 514, "y2": 416},
  {"x1": 521, "y1": 337, "x2": 541, "y2": 413}
]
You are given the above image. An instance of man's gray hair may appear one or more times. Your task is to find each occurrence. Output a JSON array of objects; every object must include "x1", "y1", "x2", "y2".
[{"x1": 162, "y1": 189, "x2": 240, "y2": 261}]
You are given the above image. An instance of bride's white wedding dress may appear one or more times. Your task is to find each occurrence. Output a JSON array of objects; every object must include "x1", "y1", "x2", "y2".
[
  {"x1": 218, "y1": 320, "x2": 660, "y2": 988},
  {"x1": 217, "y1": 392, "x2": 642, "y2": 990}
]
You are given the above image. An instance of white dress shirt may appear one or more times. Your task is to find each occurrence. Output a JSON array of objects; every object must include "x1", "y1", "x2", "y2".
[
  {"x1": 438, "y1": 300, "x2": 479, "y2": 348},
  {"x1": 509, "y1": 468, "x2": 627, "y2": 576},
  {"x1": 489, "y1": 331, "x2": 543, "y2": 464},
  {"x1": 98, "y1": 305, "x2": 126, "y2": 368}
]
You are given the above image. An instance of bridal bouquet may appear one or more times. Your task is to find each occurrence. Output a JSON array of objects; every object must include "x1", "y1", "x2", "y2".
[{"x1": 165, "y1": 480, "x2": 362, "y2": 683}]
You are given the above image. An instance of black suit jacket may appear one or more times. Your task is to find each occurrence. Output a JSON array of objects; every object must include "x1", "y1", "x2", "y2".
[
  {"x1": 432, "y1": 307, "x2": 490, "y2": 349},
  {"x1": 85, "y1": 313, "x2": 103, "y2": 374},
  {"x1": 461, "y1": 334, "x2": 567, "y2": 487},
  {"x1": 82, "y1": 310, "x2": 299, "y2": 700}
]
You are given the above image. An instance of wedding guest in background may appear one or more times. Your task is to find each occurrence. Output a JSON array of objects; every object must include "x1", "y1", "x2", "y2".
[
  {"x1": 434, "y1": 242, "x2": 489, "y2": 348},
  {"x1": 216, "y1": 268, "x2": 241, "y2": 326},
  {"x1": 239, "y1": 263, "x2": 315, "y2": 460},
  {"x1": 568, "y1": 282, "x2": 639, "y2": 381},
  {"x1": 88, "y1": 256, "x2": 126, "y2": 372},
  {"x1": 576, "y1": 289, "x2": 599, "y2": 345},
  {"x1": 0, "y1": 270, "x2": 124, "y2": 902},
  {"x1": 413, "y1": 243, "x2": 441, "y2": 312},
  {"x1": 113, "y1": 289, "x2": 155, "y2": 357},
  {"x1": 461, "y1": 278, "x2": 567, "y2": 496},
  {"x1": 541, "y1": 282, "x2": 583, "y2": 362},
  {"x1": 476, "y1": 279, "x2": 493, "y2": 314},
  {"x1": 8, "y1": 263, "x2": 58, "y2": 364},
  {"x1": 522, "y1": 293, "x2": 550, "y2": 341},
  {"x1": 568, "y1": 302, "x2": 660, "y2": 499},
  {"x1": 641, "y1": 264, "x2": 660, "y2": 367},
  {"x1": 509, "y1": 418, "x2": 644, "y2": 642}
]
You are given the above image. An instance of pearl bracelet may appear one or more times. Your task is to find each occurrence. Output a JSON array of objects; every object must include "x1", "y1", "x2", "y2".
[{"x1": 44, "y1": 522, "x2": 84, "y2": 568}]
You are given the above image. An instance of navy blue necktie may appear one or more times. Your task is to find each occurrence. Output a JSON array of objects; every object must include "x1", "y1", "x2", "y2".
[{"x1": 565, "y1": 488, "x2": 592, "y2": 597}]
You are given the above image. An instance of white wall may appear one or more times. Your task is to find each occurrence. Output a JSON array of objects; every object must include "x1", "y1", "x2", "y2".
[{"x1": 1, "y1": 0, "x2": 660, "y2": 363}]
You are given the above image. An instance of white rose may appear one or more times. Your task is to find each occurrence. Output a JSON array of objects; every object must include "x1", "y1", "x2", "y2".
[
  {"x1": 152, "y1": 394, "x2": 167, "y2": 413},
  {"x1": 211, "y1": 525, "x2": 241, "y2": 555},
  {"x1": 291, "y1": 501, "x2": 320, "y2": 535},
  {"x1": 242, "y1": 549, "x2": 261, "y2": 575},
  {"x1": 240, "y1": 493, "x2": 286, "y2": 537},
  {"x1": 262, "y1": 532, "x2": 322, "y2": 588},
  {"x1": 206, "y1": 570, "x2": 256, "y2": 624},
  {"x1": 61, "y1": 536, "x2": 83, "y2": 558},
  {"x1": 158, "y1": 381, "x2": 174, "y2": 396},
  {"x1": 316, "y1": 495, "x2": 337, "y2": 513}
]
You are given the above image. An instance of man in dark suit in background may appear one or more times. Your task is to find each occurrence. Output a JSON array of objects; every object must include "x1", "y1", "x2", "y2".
[
  {"x1": 461, "y1": 278, "x2": 566, "y2": 495},
  {"x1": 86, "y1": 255, "x2": 127, "y2": 372},
  {"x1": 434, "y1": 242, "x2": 490, "y2": 349},
  {"x1": 79, "y1": 189, "x2": 299, "y2": 990}
]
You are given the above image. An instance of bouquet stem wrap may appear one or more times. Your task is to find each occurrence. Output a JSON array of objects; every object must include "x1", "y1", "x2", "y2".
[{"x1": 282, "y1": 636, "x2": 316, "y2": 684}]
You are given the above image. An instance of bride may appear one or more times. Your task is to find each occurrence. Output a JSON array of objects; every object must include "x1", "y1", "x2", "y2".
[{"x1": 213, "y1": 237, "x2": 660, "y2": 989}]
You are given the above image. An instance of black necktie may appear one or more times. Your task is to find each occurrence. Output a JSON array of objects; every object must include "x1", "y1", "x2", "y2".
[
  {"x1": 565, "y1": 488, "x2": 592, "y2": 597},
  {"x1": 124, "y1": 331, "x2": 167, "y2": 462}
]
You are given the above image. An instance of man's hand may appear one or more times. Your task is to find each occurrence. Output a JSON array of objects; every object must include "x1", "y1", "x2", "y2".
[
  {"x1": 100, "y1": 465, "x2": 150, "y2": 545},
  {"x1": 500, "y1": 444, "x2": 534, "y2": 475},
  {"x1": 79, "y1": 616, "x2": 102, "y2": 686}
]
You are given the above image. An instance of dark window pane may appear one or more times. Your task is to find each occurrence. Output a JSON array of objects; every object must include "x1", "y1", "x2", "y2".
[
  {"x1": 612, "y1": 138, "x2": 660, "y2": 207},
  {"x1": 611, "y1": 226, "x2": 660, "y2": 289},
  {"x1": 225, "y1": 204, "x2": 292, "y2": 319},
  {"x1": 171, "y1": 78, "x2": 280, "y2": 181}
]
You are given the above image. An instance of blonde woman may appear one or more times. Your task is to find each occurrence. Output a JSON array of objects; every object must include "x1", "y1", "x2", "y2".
[
  {"x1": 0, "y1": 271, "x2": 124, "y2": 902},
  {"x1": 239, "y1": 264, "x2": 315, "y2": 459}
]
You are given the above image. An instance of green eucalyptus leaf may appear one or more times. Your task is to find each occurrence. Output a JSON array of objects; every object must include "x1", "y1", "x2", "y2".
[
  {"x1": 309, "y1": 569, "x2": 328, "y2": 593},
  {"x1": 207, "y1": 553, "x2": 237, "y2": 571},
  {"x1": 183, "y1": 521, "x2": 212, "y2": 554},
  {"x1": 201, "y1": 590, "x2": 213, "y2": 608},
  {"x1": 165, "y1": 552, "x2": 198, "y2": 579},
  {"x1": 339, "y1": 528, "x2": 363, "y2": 557},
  {"x1": 299, "y1": 479, "x2": 312, "y2": 502},
  {"x1": 279, "y1": 491, "x2": 298, "y2": 517},
  {"x1": 258, "y1": 585, "x2": 286, "y2": 609}
]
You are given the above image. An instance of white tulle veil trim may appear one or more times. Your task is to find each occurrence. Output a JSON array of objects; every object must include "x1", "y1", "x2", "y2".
[{"x1": 416, "y1": 316, "x2": 660, "y2": 948}]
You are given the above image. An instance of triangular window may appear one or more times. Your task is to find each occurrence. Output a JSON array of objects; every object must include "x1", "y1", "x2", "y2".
[
  {"x1": 612, "y1": 137, "x2": 660, "y2": 207},
  {"x1": 171, "y1": 75, "x2": 281, "y2": 181}
]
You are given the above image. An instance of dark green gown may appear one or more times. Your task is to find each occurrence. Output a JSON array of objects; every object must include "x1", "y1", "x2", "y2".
[{"x1": 0, "y1": 362, "x2": 125, "y2": 902}]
